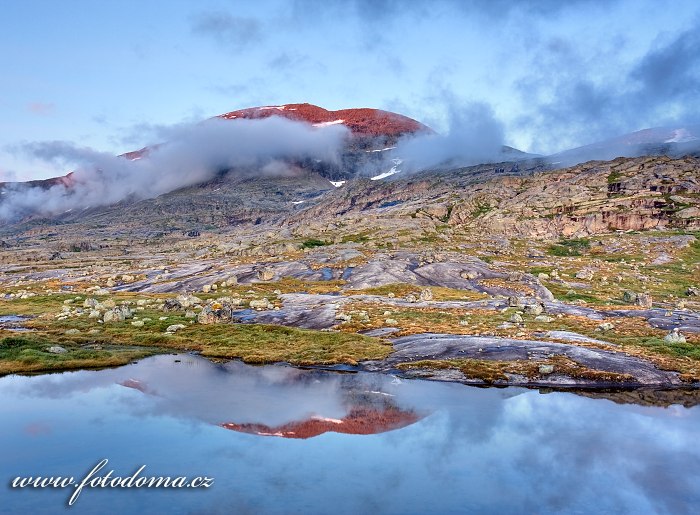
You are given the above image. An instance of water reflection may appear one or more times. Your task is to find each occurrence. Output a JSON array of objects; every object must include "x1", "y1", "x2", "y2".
[{"x1": 1, "y1": 354, "x2": 699, "y2": 514}]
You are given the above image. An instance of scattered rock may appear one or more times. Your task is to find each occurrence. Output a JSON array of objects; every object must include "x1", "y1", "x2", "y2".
[
  {"x1": 65, "y1": 329, "x2": 81, "y2": 335},
  {"x1": 419, "y1": 288, "x2": 433, "y2": 301},
  {"x1": 47, "y1": 345, "x2": 67, "y2": 354},
  {"x1": 250, "y1": 299, "x2": 273, "y2": 310},
  {"x1": 166, "y1": 324, "x2": 186, "y2": 333},
  {"x1": 623, "y1": 291, "x2": 653, "y2": 308},
  {"x1": 103, "y1": 309, "x2": 125, "y2": 323},
  {"x1": 575, "y1": 269, "x2": 594, "y2": 280},
  {"x1": 534, "y1": 315, "x2": 554, "y2": 323},
  {"x1": 257, "y1": 267, "x2": 275, "y2": 281},
  {"x1": 636, "y1": 293, "x2": 653, "y2": 309},
  {"x1": 523, "y1": 303, "x2": 544, "y2": 316},
  {"x1": 539, "y1": 364, "x2": 555, "y2": 375},
  {"x1": 687, "y1": 287, "x2": 700, "y2": 297},
  {"x1": 83, "y1": 298, "x2": 99, "y2": 308},
  {"x1": 509, "y1": 313, "x2": 523, "y2": 324},
  {"x1": 596, "y1": 322, "x2": 615, "y2": 332},
  {"x1": 664, "y1": 328, "x2": 686, "y2": 344},
  {"x1": 131, "y1": 320, "x2": 144, "y2": 327}
]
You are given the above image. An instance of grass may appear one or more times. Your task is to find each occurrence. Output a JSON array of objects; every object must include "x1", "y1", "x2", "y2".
[
  {"x1": 0, "y1": 335, "x2": 159, "y2": 375},
  {"x1": 471, "y1": 202, "x2": 493, "y2": 218},
  {"x1": 190, "y1": 324, "x2": 391, "y2": 365},
  {"x1": 607, "y1": 170, "x2": 623, "y2": 184},
  {"x1": 301, "y1": 239, "x2": 329, "y2": 249},
  {"x1": 1, "y1": 294, "x2": 392, "y2": 372},
  {"x1": 547, "y1": 238, "x2": 591, "y2": 257}
]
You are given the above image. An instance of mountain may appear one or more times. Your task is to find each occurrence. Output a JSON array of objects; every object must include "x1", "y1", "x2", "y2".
[
  {"x1": 549, "y1": 125, "x2": 700, "y2": 167},
  {"x1": 0, "y1": 103, "x2": 432, "y2": 192},
  {"x1": 218, "y1": 103, "x2": 431, "y2": 139}
]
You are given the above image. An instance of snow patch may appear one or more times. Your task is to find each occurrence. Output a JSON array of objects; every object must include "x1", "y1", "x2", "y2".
[
  {"x1": 312, "y1": 119, "x2": 344, "y2": 128},
  {"x1": 329, "y1": 180, "x2": 346, "y2": 188},
  {"x1": 665, "y1": 128, "x2": 698, "y2": 143},
  {"x1": 291, "y1": 200, "x2": 305, "y2": 205},
  {"x1": 365, "y1": 146, "x2": 396, "y2": 153},
  {"x1": 370, "y1": 158, "x2": 402, "y2": 181},
  {"x1": 258, "y1": 105, "x2": 287, "y2": 111},
  {"x1": 311, "y1": 416, "x2": 343, "y2": 424}
]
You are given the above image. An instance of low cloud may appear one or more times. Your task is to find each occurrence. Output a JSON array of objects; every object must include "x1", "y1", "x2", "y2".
[
  {"x1": 516, "y1": 19, "x2": 700, "y2": 153},
  {"x1": 0, "y1": 117, "x2": 348, "y2": 221},
  {"x1": 392, "y1": 102, "x2": 505, "y2": 170}
]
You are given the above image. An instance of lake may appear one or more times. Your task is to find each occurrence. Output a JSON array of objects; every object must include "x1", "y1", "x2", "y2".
[{"x1": 1, "y1": 354, "x2": 699, "y2": 514}]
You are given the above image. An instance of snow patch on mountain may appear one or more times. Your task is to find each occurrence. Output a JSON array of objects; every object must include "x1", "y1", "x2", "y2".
[
  {"x1": 371, "y1": 158, "x2": 402, "y2": 180},
  {"x1": 665, "y1": 128, "x2": 698, "y2": 143},
  {"x1": 313, "y1": 119, "x2": 345, "y2": 128}
]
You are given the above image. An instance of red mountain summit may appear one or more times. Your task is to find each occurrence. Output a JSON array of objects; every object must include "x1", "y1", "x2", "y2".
[{"x1": 217, "y1": 103, "x2": 430, "y2": 138}]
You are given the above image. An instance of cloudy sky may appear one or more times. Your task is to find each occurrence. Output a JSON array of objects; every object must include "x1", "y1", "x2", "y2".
[{"x1": 1, "y1": 0, "x2": 699, "y2": 181}]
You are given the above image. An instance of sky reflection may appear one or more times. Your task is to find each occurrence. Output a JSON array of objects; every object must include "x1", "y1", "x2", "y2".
[{"x1": 1, "y1": 354, "x2": 698, "y2": 514}]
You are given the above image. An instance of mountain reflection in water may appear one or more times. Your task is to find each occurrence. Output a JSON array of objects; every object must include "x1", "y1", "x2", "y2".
[
  {"x1": 116, "y1": 357, "x2": 423, "y2": 438},
  {"x1": 1, "y1": 354, "x2": 699, "y2": 514}
]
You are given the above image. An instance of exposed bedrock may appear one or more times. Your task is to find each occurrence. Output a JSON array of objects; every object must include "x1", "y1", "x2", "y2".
[{"x1": 367, "y1": 333, "x2": 684, "y2": 387}]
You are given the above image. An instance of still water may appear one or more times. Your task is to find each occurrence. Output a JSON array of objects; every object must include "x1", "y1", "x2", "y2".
[{"x1": 1, "y1": 354, "x2": 698, "y2": 514}]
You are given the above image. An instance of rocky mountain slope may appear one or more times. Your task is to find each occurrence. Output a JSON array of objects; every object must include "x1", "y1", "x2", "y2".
[{"x1": 1, "y1": 107, "x2": 699, "y2": 392}]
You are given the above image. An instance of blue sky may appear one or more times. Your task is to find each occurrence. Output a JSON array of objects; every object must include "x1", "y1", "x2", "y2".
[{"x1": 1, "y1": 0, "x2": 699, "y2": 180}]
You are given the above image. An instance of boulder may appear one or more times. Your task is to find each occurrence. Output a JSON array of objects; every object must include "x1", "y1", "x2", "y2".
[
  {"x1": 103, "y1": 309, "x2": 125, "y2": 323},
  {"x1": 623, "y1": 291, "x2": 652, "y2": 308},
  {"x1": 47, "y1": 345, "x2": 67, "y2": 354},
  {"x1": 534, "y1": 315, "x2": 554, "y2": 323},
  {"x1": 538, "y1": 364, "x2": 555, "y2": 375},
  {"x1": 523, "y1": 303, "x2": 544, "y2": 316},
  {"x1": 575, "y1": 269, "x2": 594, "y2": 280},
  {"x1": 166, "y1": 324, "x2": 186, "y2": 333},
  {"x1": 664, "y1": 328, "x2": 686, "y2": 344},
  {"x1": 249, "y1": 299, "x2": 272, "y2": 310},
  {"x1": 257, "y1": 267, "x2": 275, "y2": 281},
  {"x1": 83, "y1": 298, "x2": 99, "y2": 308},
  {"x1": 636, "y1": 293, "x2": 653, "y2": 309}
]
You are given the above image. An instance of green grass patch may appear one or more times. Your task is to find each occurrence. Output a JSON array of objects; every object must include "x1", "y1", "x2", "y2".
[
  {"x1": 301, "y1": 239, "x2": 329, "y2": 249},
  {"x1": 0, "y1": 335, "x2": 159, "y2": 375},
  {"x1": 548, "y1": 238, "x2": 591, "y2": 256}
]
